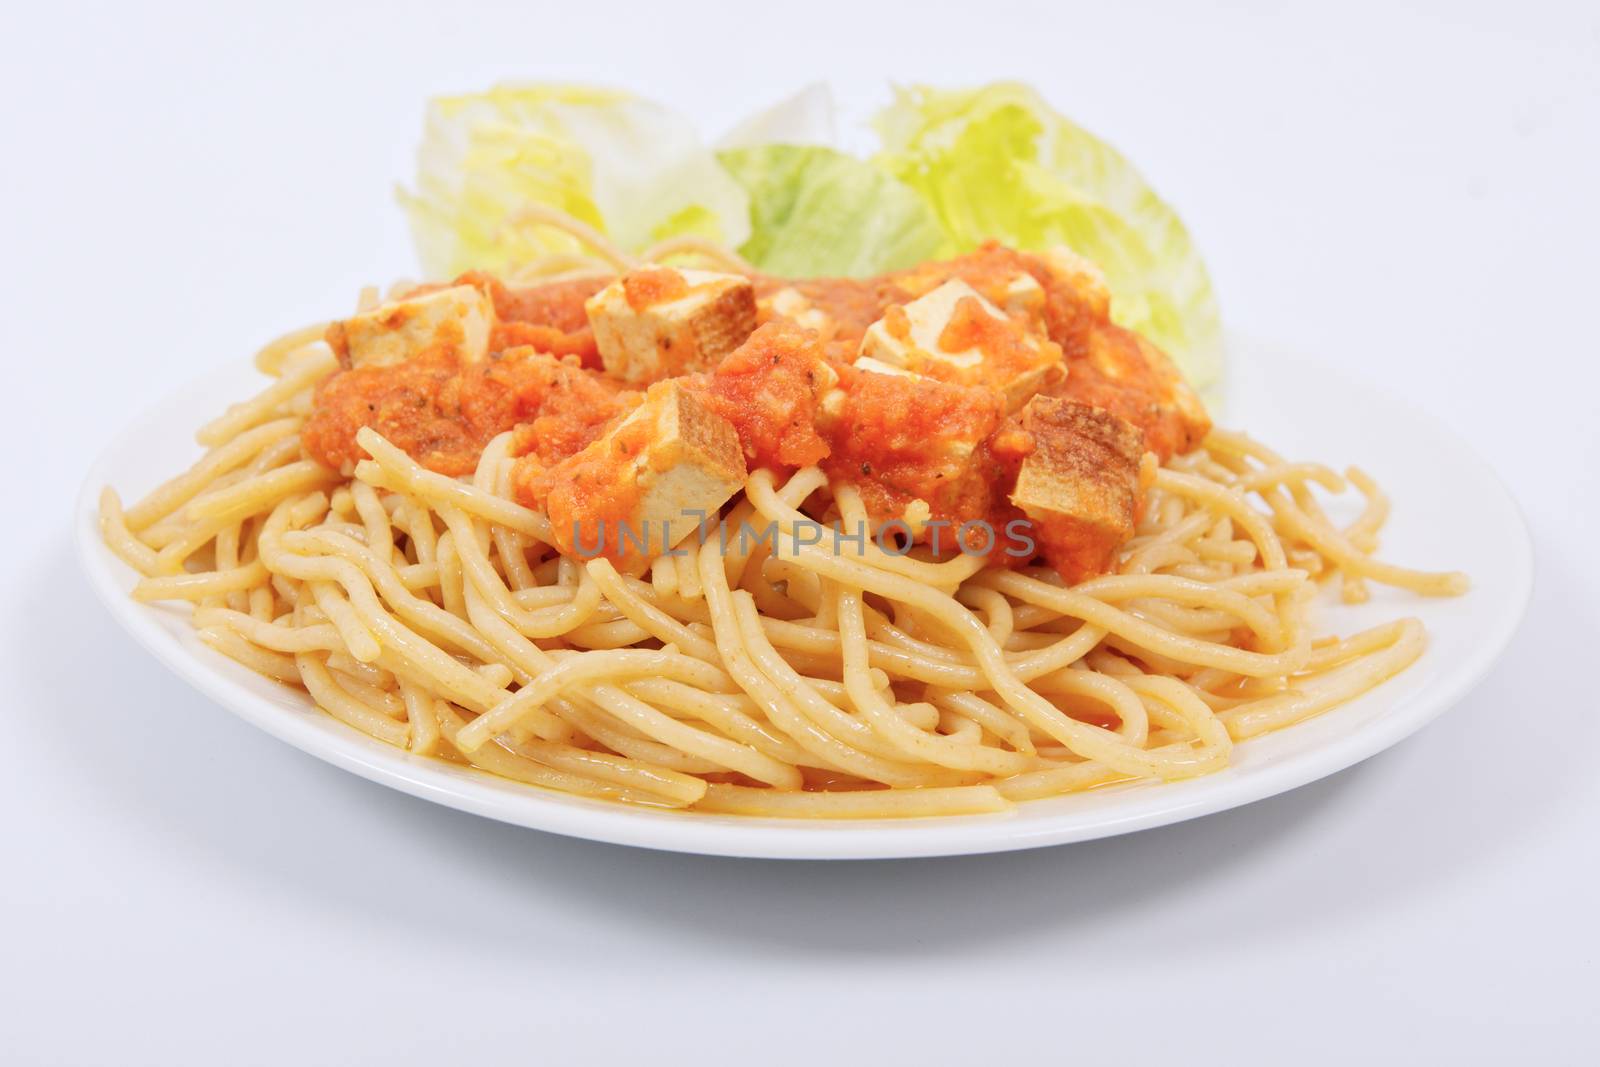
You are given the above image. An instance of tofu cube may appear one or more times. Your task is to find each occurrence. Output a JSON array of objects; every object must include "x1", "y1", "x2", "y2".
[
  {"x1": 586, "y1": 267, "x2": 757, "y2": 383},
  {"x1": 1009, "y1": 396, "x2": 1154, "y2": 581},
  {"x1": 858, "y1": 279, "x2": 1060, "y2": 412},
  {"x1": 860, "y1": 279, "x2": 989, "y2": 371},
  {"x1": 338, "y1": 285, "x2": 493, "y2": 369},
  {"x1": 546, "y1": 379, "x2": 747, "y2": 574}
]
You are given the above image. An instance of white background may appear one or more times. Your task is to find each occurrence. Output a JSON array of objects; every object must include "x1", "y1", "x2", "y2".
[{"x1": 3, "y1": 1, "x2": 1597, "y2": 1062}]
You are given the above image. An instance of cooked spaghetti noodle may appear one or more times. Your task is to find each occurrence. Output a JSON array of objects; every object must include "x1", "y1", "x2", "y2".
[{"x1": 99, "y1": 223, "x2": 1467, "y2": 818}]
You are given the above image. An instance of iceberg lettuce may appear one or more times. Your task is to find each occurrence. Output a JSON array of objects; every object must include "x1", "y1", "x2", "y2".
[{"x1": 716, "y1": 144, "x2": 947, "y2": 276}]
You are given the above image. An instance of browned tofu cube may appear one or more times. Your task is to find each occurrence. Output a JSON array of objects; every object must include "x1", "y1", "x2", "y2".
[
  {"x1": 1054, "y1": 326, "x2": 1211, "y2": 461},
  {"x1": 544, "y1": 379, "x2": 747, "y2": 574},
  {"x1": 585, "y1": 267, "x2": 757, "y2": 382},
  {"x1": 1009, "y1": 395, "x2": 1154, "y2": 581},
  {"x1": 335, "y1": 284, "x2": 494, "y2": 369}
]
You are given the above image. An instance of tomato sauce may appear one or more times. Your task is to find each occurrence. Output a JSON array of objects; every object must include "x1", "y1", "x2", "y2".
[
  {"x1": 622, "y1": 268, "x2": 690, "y2": 310},
  {"x1": 752, "y1": 275, "x2": 916, "y2": 348},
  {"x1": 302, "y1": 347, "x2": 634, "y2": 477},
  {"x1": 691, "y1": 322, "x2": 833, "y2": 472},
  {"x1": 522, "y1": 395, "x2": 653, "y2": 561},
  {"x1": 461, "y1": 272, "x2": 604, "y2": 333},
  {"x1": 820, "y1": 365, "x2": 1002, "y2": 530},
  {"x1": 432, "y1": 271, "x2": 606, "y2": 369}
]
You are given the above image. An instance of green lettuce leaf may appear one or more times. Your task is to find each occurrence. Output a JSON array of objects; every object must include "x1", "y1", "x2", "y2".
[
  {"x1": 716, "y1": 144, "x2": 947, "y2": 277},
  {"x1": 873, "y1": 82, "x2": 1223, "y2": 389},
  {"x1": 401, "y1": 83, "x2": 750, "y2": 278}
]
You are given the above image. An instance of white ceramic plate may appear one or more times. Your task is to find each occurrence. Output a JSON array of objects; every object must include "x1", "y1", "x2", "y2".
[{"x1": 76, "y1": 334, "x2": 1531, "y2": 859}]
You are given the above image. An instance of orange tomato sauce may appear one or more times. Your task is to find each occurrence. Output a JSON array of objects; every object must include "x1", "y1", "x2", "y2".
[
  {"x1": 302, "y1": 348, "x2": 633, "y2": 477},
  {"x1": 820, "y1": 364, "x2": 1003, "y2": 531},
  {"x1": 436, "y1": 271, "x2": 606, "y2": 369},
  {"x1": 691, "y1": 322, "x2": 833, "y2": 472},
  {"x1": 520, "y1": 396, "x2": 653, "y2": 561},
  {"x1": 622, "y1": 267, "x2": 690, "y2": 310}
]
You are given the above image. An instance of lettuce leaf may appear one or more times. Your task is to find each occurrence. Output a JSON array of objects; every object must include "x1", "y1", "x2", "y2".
[
  {"x1": 717, "y1": 145, "x2": 947, "y2": 276},
  {"x1": 873, "y1": 82, "x2": 1223, "y2": 389},
  {"x1": 401, "y1": 84, "x2": 749, "y2": 278}
]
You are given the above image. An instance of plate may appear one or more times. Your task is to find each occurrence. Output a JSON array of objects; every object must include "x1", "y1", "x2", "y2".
[{"x1": 75, "y1": 334, "x2": 1532, "y2": 859}]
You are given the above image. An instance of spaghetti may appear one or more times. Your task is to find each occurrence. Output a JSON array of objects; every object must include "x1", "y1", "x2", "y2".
[{"x1": 98, "y1": 226, "x2": 1467, "y2": 819}]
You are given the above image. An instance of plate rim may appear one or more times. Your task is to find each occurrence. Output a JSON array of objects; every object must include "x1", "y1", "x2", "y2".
[{"x1": 75, "y1": 333, "x2": 1534, "y2": 859}]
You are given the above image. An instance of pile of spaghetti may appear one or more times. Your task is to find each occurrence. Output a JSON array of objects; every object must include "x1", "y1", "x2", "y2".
[{"x1": 99, "y1": 235, "x2": 1467, "y2": 818}]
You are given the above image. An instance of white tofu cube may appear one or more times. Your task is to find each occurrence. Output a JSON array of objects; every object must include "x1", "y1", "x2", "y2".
[
  {"x1": 585, "y1": 267, "x2": 757, "y2": 383},
  {"x1": 858, "y1": 279, "x2": 1060, "y2": 412},
  {"x1": 860, "y1": 279, "x2": 992, "y2": 371},
  {"x1": 339, "y1": 285, "x2": 493, "y2": 368}
]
